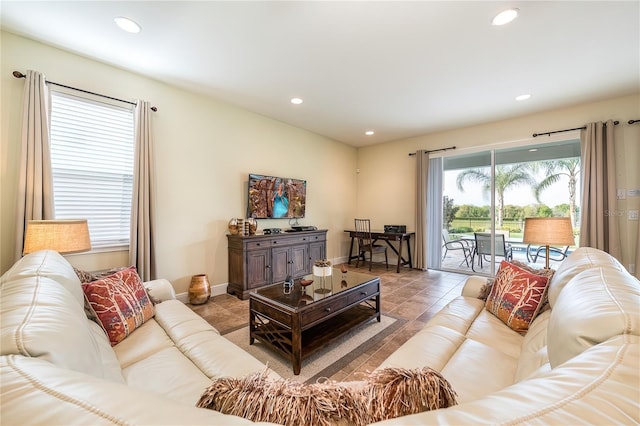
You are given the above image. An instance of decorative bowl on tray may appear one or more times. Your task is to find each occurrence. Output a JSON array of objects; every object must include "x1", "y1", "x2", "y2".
[{"x1": 299, "y1": 279, "x2": 314, "y2": 287}]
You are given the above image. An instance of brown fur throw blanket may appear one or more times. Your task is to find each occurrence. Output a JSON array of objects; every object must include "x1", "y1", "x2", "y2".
[{"x1": 196, "y1": 366, "x2": 457, "y2": 425}]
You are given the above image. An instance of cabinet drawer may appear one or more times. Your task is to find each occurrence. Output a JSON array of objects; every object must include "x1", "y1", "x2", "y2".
[
  {"x1": 270, "y1": 235, "x2": 309, "y2": 246},
  {"x1": 301, "y1": 293, "x2": 351, "y2": 327},
  {"x1": 251, "y1": 299, "x2": 292, "y2": 327},
  {"x1": 348, "y1": 281, "x2": 379, "y2": 305},
  {"x1": 307, "y1": 233, "x2": 326, "y2": 242},
  {"x1": 246, "y1": 240, "x2": 270, "y2": 250}
]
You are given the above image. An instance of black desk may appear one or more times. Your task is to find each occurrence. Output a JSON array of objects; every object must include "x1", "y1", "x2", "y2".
[{"x1": 344, "y1": 230, "x2": 414, "y2": 273}]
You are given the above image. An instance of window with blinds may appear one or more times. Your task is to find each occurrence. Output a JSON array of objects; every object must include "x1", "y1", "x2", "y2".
[{"x1": 49, "y1": 89, "x2": 135, "y2": 250}]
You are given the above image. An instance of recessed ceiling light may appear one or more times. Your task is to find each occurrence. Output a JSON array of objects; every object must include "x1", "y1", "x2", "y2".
[
  {"x1": 492, "y1": 8, "x2": 519, "y2": 26},
  {"x1": 365, "y1": 130, "x2": 375, "y2": 136},
  {"x1": 114, "y1": 16, "x2": 141, "y2": 33},
  {"x1": 290, "y1": 98, "x2": 303, "y2": 105},
  {"x1": 529, "y1": 148, "x2": 538, "y2": 152},
  {"x1": 516, "y1": 94, "x2": 531, "y2": 101}
]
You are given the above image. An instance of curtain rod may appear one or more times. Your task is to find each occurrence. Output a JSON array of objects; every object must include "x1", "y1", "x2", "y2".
[
  {"x1": 532, "y1": 120, "x2": 619, "y2": 137},
  {"x1": 629, "y1": 119, "x2": 640, "y2": 125},
  {"x1": 408, "y1": 146, "x2": 456, "y2": 156},
  {"x1": 12, "y1": 71, "x2": 157, "y2": 112}
]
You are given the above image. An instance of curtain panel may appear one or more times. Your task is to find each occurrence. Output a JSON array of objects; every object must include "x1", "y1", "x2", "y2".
[
  {"x1": 426, "y1": 157, "x2": 443, "y2": 269},
  {"x1": 129, "y1": 101, "x2": 157, "y2": 281},
  {"x1": 415, "y1": 150, "x2": 429, "y2": 270},
  {"x1": 579, "y1": 120, "x2": 622, "y2": 260},
  {"x1": 14, "y1": 70, "x2": 55, "y2": 261}
]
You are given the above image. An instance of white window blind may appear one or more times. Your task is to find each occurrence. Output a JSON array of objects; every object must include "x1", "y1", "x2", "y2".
[{"x1": 49, "y1": 89, "x2": 135, "y2": 249}]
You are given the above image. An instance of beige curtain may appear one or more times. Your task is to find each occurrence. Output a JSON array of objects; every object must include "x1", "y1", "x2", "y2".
[
  {"x1": 14, "y1": 70, "x2": 55, "y2": 260},
  {"x1": 129, "y1": 101, "x2": 156, "y2": 281},
  {"x1": 415, "y1": 150, "x2": 429, "y2": 270},
  {"x1": 579, "y1": 120, "x2": 622, "y2": 260}
]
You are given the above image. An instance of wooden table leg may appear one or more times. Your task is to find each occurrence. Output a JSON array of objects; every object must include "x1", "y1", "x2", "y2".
[
  {"x1": 395, "y1": 237, "x2": 403, "y2": 273},
  {"x1": 405, "y1": 235, "x2": 413, "y2": 268},
  {"x1": 347, "y1": 236, "x2": 355, "y2": 265},
  {"x1": 249, "y1": 304, "x2": 255, "y2": 345},
  {"x1": 291, "y1": 315, "x2": 302, "y2": 375}
]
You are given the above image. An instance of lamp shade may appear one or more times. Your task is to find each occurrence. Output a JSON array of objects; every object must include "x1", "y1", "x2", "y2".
[
  {"x1": 23, "y1": 219, "x2": 91, "y2": 255},
  {"x1": 522, "y1": 217, "x2": 575, "y2": 246}
]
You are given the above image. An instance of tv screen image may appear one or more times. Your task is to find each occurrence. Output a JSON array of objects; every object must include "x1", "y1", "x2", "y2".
[{"x1": 248, "y1": 174, "x2": 306, "y2": 219}]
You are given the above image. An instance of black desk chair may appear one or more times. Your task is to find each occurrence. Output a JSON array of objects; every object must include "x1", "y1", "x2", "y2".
[
  {"x1": 354, "y1": 219, "x2": 388, "y2": 271},
  {"x1": 472, "y1": 232, "x2": 513, "y2": 272}
]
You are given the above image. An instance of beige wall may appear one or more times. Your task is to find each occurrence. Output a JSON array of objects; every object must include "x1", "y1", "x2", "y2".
[
  {"x1": 357, "y1": 94, "x2": 640, "y2": 271},
  {"x1": 3, "y1": 31, "x2": 639, "y2": 288},
  {"x1": 1, "y1": 32, "x2": 358, "y2": 293}
]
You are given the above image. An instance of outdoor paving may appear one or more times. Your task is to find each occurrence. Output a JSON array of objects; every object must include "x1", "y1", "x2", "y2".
[{"x1": 440, "y1": 243, "x2": 565, "y2": 274}]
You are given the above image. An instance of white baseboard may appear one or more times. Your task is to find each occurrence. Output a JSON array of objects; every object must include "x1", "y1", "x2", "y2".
[{"x1": 176, "y1": 282, "x2": 228, "y2": 304}]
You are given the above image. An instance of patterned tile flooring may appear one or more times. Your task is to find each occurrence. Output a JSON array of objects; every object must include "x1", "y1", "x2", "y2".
[{"x1": 190, "y1": 263, "x2": 468, "y2": 382}]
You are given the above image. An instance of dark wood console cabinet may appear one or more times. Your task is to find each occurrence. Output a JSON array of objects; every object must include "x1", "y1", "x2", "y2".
[{"x1": 227, "y1": 230, "x2": 327, "y2": 299}]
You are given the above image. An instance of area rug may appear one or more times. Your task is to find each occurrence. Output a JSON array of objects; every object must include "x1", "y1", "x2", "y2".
[{"x1": 222, "y1": 314, "x2": 405, "y2": 384}]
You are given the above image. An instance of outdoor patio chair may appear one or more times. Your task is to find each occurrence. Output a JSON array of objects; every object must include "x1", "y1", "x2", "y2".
[
  {"x1": 527, "y1": 245, "x2": 571, "y2": 264},
  {"x1": 472, "y1": 232, "x2": 513, "y2": 272},
  {"x1": 441, "y1": 230, "x2": 473, "y2": 267}
]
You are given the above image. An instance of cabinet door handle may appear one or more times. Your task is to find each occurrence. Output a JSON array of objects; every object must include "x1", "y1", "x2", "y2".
[
  {"x1": 325, "y1": 307, "x2": 331, "y2": 312},
  {"x1": 360, "y1": 291, "x2": 368, "y2": 296},
  {"x1": 302, "y1": 238, "x2": 307, "y2": 241},
  {"x1": 265, "y1": 265, "x2": 270, "y2": 269},
  {"x1": 273, "y1": 241, "x2": 277, "y2": 244},
  {"x1": 256, "y1": 243, "x2": 261, "y2": 246}
]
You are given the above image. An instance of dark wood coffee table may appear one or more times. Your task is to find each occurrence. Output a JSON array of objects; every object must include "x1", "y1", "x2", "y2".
[{"x1": 249, "y1": 269, "x2": 380, "y2": 375}]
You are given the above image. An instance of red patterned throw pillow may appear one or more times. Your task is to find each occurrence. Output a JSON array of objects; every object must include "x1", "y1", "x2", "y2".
[
  {"x1": 82, "y1": 266, "x2": 154, "y2": 345},
  {"x1": 485, "y1": 261, "x2": 551, "y2": 334}
]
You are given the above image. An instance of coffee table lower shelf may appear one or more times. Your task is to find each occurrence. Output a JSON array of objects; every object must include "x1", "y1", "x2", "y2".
[{"x1": 250, "y1": 303, "x2": 380, "y2": 375}]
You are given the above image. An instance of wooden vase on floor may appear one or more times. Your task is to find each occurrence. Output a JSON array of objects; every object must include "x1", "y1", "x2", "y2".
[{"x1": 189, "y1": 274, "x2": 211, "y2": 305}]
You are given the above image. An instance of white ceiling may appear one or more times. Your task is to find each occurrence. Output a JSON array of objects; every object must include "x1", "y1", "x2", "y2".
[{"x1": 2, "y1": 1, "x2": 639, "y2": 147}]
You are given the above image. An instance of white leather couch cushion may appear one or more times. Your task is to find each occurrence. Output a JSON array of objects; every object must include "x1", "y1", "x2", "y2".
[
  {"x1": 372, "y1": 335, "x2": 640, "y2": 425},
  {"x1": 1, "y1": 255, "x2": 124, "y2": 383},
  {"x1": 154, "y1": 300, "x2": 280, "y2": 380},
  {"x1": 120, "y1": 345, "x2": 213, "y2": 405},
  {"x1": 113, "y1": 319, "x2": 175, "y2": 369},
  {"x1": 548, "y1": 266, "x2": 640, "y2": 367},
  {"x1": 515, "y1": 309, "x2": 551, "y2": 382},
  {"x1": 379, "y1": 297, "x2": 523, "y2": 403},
  {"x1": 114, "y1": 299, "x2": 280, "y2": 400},
  {"x1": 1, "y1": 355, "x2": 277, "y2": 425},
  {"x1": 548, "y1": 246, "x2": 625, "y2": 307},
  {"x1": 1, "y1": 250, "x2": 85, "y2": 307}
]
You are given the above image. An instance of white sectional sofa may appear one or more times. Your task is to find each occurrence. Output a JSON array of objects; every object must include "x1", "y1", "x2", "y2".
[
  {"x1": 374, "y1": 246, "x2": 639, "y2": 424},
  {"x1": 0, "y1": 250, "x2": 278, "y2": 425},
  {"x1": 1, "y1": 247, "x2": 638, "y2": 425}
]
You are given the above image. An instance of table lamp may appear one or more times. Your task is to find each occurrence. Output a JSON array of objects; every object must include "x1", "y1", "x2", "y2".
[
  {"x1": 522, "y1": 217, "x2": 574, "y2": 269},
  {"x1": 23, "y1": 219, "x2": 91, "y2": 255}
]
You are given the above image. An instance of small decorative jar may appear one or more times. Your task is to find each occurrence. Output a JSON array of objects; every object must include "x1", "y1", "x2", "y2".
[
  {"x1": 313, "y1": 260, "x2": 333, "y2": 295},
  {"x1": 228, "y1": 218, "x2": 239, "y2": 235},
  {"x1": 247, "y1": 218, "x2": 257, "y2": 235},
  {"x1": 189, "y1": 274, "x2": 211, "y2": 305}
]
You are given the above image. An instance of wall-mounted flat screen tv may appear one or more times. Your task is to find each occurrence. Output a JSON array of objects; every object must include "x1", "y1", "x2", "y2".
[{"x1": 248, "y1": 174, "x2": 306, "y2": 219}]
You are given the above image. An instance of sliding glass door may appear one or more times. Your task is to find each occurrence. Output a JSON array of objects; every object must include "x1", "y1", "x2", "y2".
[{"x1": 436, "y1": 138, "x2": 580, "y2": 275}]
